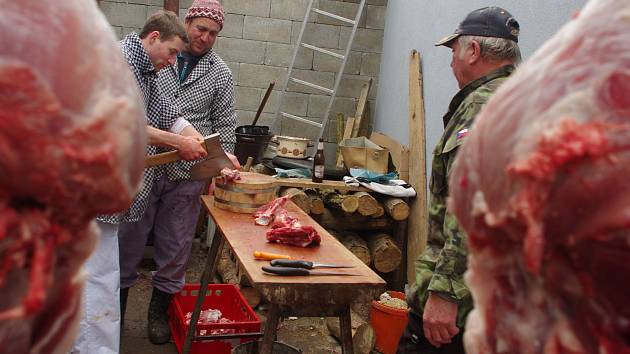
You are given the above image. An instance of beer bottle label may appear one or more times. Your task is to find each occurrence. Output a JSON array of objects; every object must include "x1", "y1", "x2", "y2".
[{"x1": 314, "y1": 165, "x2": 324, "y2": 178}]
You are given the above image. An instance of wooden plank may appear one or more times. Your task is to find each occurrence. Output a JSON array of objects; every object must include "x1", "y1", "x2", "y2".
[
  {"x1": 336, "y1": 117, "x2": 356, "y2": 168},
  {"x1": 352, "y1": 78, "x2": 373, "y2": 138},
  {"x1": 356, "y1": 101, "x2": 371, "y2": 138},
  {"x1": 202, "y1": 196, "x2": 386, "y2": 312},
  {"x1": 406, "y1": 50, "x2": 428, "y2": 284},
  {"x1": 275, "y1": 177, "x2": 369, "y2": 192},
  {"x1": 336, "y1": 113, "x2": 345, "y2": 162}
]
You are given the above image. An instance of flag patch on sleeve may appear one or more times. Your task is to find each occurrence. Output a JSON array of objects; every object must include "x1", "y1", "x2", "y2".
[{"x1": 456, "y1": 128, "x2": 469, "y2": 140}]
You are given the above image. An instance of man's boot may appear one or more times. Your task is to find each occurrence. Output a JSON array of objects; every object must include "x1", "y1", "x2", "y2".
[
  {"x1": 147, "y1": 287, "x2": 173, "y2": 345},
  {"x1": 120, "y1": 287, "x2": 130, "y2": 328}
]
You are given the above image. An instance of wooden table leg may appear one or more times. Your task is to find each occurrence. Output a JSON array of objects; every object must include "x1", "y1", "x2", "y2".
[
  {"x1": 339, "y1": 306, "x2": 354, "y2": 354},
  {"x1": 182, "y1": 229, "x2": 225, "y2": 354},
  {"x1": 260, "y1": 303, "x2": 281, "y2": 354}
]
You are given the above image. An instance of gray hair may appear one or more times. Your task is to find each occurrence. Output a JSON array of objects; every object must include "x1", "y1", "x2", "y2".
[{"x1": 458, "y1": 35, "x2": 521, "y2": 64}]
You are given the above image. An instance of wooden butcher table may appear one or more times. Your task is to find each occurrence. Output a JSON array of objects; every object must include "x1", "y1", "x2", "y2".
[{"x1": 183, "y1": 195, "x2": 386, "y2": 354}]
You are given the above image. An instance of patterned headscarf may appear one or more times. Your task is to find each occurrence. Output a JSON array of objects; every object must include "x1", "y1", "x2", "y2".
[{"x1": 185, "y1": 0, "x2": 225, "y2": 30}]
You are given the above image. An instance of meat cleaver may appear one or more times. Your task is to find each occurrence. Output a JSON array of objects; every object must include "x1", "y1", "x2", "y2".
[{"x1": 144, "y1": 133, "x2": 234, "y2": 180}]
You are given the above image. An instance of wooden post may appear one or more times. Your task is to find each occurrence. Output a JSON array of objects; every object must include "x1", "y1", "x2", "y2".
[
  {"x1": 164, "y1": 0, "x2": 179, "y2": 13},
  {"x1": 280, "y1": 187, "x2": 310, "y2": 214},
  {"x1": 407, "y1": 50, "x2": 428, "y2": 284},
  {"x1": 354, "y1": 191, "x2": 380, "y2": 217},
  {"x1": 339, "y1": 232, "x2": 371, "y2": 265},
  {"x1": 384, "y1": 198, "x2": 410, "y2": 221},
  {"x1": 366, "y1": 233, "x2": 402, "y2": 273}
]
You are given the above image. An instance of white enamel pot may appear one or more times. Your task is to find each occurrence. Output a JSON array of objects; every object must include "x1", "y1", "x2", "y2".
[{"x1": 273, "y1": 135, "x2": 312, "y2": 159}]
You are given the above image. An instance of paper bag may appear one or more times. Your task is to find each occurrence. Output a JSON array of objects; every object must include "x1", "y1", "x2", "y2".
[{"x1": 339, "y1": 137, "x2": 389, "y2": 174}]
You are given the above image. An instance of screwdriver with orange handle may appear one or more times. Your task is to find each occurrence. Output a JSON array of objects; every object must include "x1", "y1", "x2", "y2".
[{"x1": 253, "y1": 251, "x2": 292, "y2": 261}]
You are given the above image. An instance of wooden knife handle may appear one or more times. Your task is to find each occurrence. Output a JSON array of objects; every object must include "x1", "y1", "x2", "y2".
[{"x1": 145, "y1": 150, "x2": 181, "y2": 167}]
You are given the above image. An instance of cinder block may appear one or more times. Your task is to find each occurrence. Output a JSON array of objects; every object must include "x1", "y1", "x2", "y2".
[
  {"x1": 179, "y1": 0, "x2": 194, "y2": 8},
  {"x1": 278, "y1": 117, "x2": 323, "y2": 141},
  {"x1": 111, "y1": 26, "x2": 124, "y2": 39},
  {"x1": 100, "y1": 2, "x2": 147, "y2": 28},
  {"x1": 244, "y1": 16, "x2": 292, "y2": 44},
  {"x1": 264, "y1": 91, "x2": 309, "y2": 116},
  {"x1": 340, "y1": 0, "x2": 388, "y2": 5},
  {"x1": 147, "y1": 6, "x2": 162, "y2": 19},
  {"x1": 226, "y1": 62, "x2": 240, "y2": 83},
  {"x1": 316, "y1": 0, "x2": 366, "y2": 27},
  {"x1": 223, "y1": 0, "x2": 271, "y2": 17},
  {"x1": 291, "y1": 22, "x2": 340, "y2": 49},
  {"x1": 336, "y1": 74, "x2": 377, "y2": 99},
  {"x1": 287, "y1": 69, "x2": 335, "y2": 95},
  {"x1": 307, "y1": 95, "x2": 356, "y2": 119},
  {"x1": 313, "y1": 49, "x2": 361, "y2": 74},
  {"x1": 239, "y1": 64, "x2": 287, "y2": 89},
  {"x1": 222, "y1": 14, "x2": 245, "y2": 38},
  {"x1": 265, "y1": 43, "x2": 313, "y2": 70},
  {"x1": 271, "y1": 0, "x2": 317, "y2": 21},
  {"x1": 128, "y1": 0, "x2": 151, "y2": 5},
  {"x1": 340, "y1": 27, "x2": 384, "y2": 53},
  {"x1": 121, "y1": 27, "x2": 142, "y2": 37},
  {"x1": 235, "y1": 86, "x2": 262, "y2": 111},
  {"x1": 214, "y1": 37, "x2": 266, "y2": 64},
  {"x1": 366, "y1": 5, "x2": 386, "y2": 29},
  {"x1": 236, "y1": 110, "x2": 276, "y2": 127},
  {"x1": 360, "y1": 53, "x2": 381, "y2": 76}
]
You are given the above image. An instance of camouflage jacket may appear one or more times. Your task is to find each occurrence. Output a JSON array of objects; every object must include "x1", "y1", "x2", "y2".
[{"x1": 408, "y1": 65, "x2": 515, "y2": 328}]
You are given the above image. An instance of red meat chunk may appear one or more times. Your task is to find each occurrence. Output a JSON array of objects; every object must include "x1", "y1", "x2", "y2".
[
  {"x1": 0, "y1": 1, "x2": 146, "y2": 352},
  {"x1": 449, "y1": 1, "x2": 630, "y2": 353}
]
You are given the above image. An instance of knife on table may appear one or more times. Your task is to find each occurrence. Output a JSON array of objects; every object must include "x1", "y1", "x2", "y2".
[
  {"x1": 270, "y1": 259, "x2": 354, "y2": 269},
  {"x1": 262, "y1": 266, "x2": 359, "y2": 276}
]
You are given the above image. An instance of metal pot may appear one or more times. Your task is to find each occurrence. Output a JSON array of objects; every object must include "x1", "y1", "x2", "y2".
[
  {"x1": 274, "y1": 135, "x2": 311, "y2": 159},
  {"x1": 235, "y1": 125, "x2": 270, "y2": 135}
]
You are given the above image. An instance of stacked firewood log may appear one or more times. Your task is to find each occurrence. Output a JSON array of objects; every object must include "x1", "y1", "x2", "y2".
[{"x1": 280, "y1": 187, "x2": 409, "y2": 275}]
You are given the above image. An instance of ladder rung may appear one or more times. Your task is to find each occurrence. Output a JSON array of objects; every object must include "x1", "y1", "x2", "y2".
[
  {"x1": 312, "y1": 8, "x2": 356, "y2": 25},
  {"x1": 280, "y1": 112, "x2": 323, "y2": 128},
  {"x1": 289, "y1": 78, "x2": 334, "y2": 95},
  {"x1": 301, "y1": 43, "x2": 345, "y2": 59}
]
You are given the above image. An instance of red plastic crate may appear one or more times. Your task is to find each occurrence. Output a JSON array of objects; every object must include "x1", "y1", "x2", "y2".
[{"x1": 168, "y1": 283, "x2": 262, "y2": 354}]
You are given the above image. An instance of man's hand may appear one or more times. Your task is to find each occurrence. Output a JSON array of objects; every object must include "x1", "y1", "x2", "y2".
[
  {"x1": 226, "y1": 152, "x2": 241, "y2": 170},
  {"x1": 177, "y1": 135, "x2": 207, "y2": 161},
  {"x1": 422, "y1": 293, "x2": 460, "y2": 348}
]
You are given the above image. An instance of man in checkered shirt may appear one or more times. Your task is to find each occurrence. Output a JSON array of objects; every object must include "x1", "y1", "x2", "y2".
[
  {"x1": 73, "y1": 11, "x2": 207, "y2": 354},
  {"x1": 118, "y1": 0, "x2": 240, "y2": 345}
]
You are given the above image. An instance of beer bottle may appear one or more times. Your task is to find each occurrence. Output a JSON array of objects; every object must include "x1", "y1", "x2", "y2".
[{"x1": 312, "y1": 138, "x2": 325, "y2": 183}]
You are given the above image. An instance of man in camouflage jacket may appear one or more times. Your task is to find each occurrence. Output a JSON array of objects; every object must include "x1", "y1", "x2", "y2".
[{"x1": 398, "y1": 7, "x2": 522, "y2": 354}]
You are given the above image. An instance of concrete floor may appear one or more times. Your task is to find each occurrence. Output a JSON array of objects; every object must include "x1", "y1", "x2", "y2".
[{"x1": 120, "y1": 240, "x2": 348, "y2": 354}]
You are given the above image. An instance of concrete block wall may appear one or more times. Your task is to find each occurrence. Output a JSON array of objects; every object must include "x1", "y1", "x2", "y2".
[{"x1": 98, "y1": 0, "x2": 387, "y2": 141}]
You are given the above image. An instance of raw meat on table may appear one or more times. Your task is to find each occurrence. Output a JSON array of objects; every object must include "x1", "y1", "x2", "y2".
[
  {"x1": 448, "y1": 0, "x2": 630, "y2": 353},
  {"x1": 266, "y1": 225, "x2": 321, "y2": 248},
  {"x1": 253, "y1": 195, "x2": 289, "y2": 226},
  {"x1": 0, "y1": 1, "x2": 146, "y2": 353},
  {"x1": 254, "y1": 197, "x2": 321, "y2": 247}
]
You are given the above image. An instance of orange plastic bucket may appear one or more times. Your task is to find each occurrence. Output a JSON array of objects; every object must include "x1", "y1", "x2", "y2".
[{"x1": 369, "y1": 291, "x2": 409, "y2": 354}]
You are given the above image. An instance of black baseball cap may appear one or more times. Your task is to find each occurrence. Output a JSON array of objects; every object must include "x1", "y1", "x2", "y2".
[{"x1": 435, "y1": 6, "x2": 520, "y2": 47}]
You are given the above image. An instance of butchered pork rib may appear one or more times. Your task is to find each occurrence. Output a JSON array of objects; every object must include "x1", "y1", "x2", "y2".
[
  {"x1": 449, "y1": 0, "x2": 630, "y2": 353},
  {"x1": 0, "y1": 1, "x2": 146, "y2": 353}
]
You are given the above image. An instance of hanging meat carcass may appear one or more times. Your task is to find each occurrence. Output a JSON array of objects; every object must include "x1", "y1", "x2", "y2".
[
  {"x1": 0, "y1": 0, "x2": 146, "y2": 353},
  {"x1": 449, "y1": 0, "x2": 630, "y2": 353}
]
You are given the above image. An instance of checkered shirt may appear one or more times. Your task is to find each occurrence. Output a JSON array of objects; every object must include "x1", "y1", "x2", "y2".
[
  {"x1": 99, "y1": 32, "x2": 180, "y2": 224},
  {"x1": 157, "y1": 49, "x2": 236, "y2": 182}
]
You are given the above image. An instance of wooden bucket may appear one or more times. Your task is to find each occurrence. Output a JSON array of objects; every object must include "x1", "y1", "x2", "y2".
[{"x1": 213, "y1": 172, "x2": 277, "y2": 213}]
